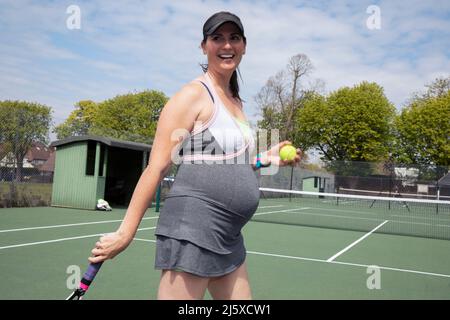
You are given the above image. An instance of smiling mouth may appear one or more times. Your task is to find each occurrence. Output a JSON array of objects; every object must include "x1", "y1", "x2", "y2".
[{"x1": 218, "y1": 54, "x2": 235, "y2": 60}]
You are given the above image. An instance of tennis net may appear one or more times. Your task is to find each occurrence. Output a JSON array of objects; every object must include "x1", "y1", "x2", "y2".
[
  {"x1": 338, "y1": 187, "x2": 450, "y2": 201},
  {"x1": 256, "y1": 187, "x2": 450, "y2": 240}
]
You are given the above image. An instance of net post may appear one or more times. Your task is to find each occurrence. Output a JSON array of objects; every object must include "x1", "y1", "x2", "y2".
[
  {"x1": 388, "y1": 161, "x2": 394, "y2": 211},
  {"x1": 437, "y1": 183, "x2": 440, "y2": 200},
  {"x1": 436, "y1": 183, "x2": 440, "y2": 214},
  {"x1": 336, "y1": 186, "x2": 339, "y2": 206},
  {"x1": 289, "y1": 166, "x2": 294, "y2": 202}
]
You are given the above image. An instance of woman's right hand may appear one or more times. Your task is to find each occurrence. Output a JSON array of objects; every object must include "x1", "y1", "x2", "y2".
[
  {"x1": 266, "y1": 140, "x2": 302, "y2": 167},
  {"x1": 88, "y1": 231, "x2": 132, "y2": 264}
]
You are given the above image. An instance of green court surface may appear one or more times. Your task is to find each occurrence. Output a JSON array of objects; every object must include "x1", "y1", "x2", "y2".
[{"x1": 1, "y1": 199, "x2": 449, "y2": 300}]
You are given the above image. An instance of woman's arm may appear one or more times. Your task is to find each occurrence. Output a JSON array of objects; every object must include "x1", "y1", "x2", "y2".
[
  {"x1": 251, "y1": 151, "x2": 271, "y2": 170},
  {"x1": 89, "y1": 82, "x2": 207, "y2": 263}
]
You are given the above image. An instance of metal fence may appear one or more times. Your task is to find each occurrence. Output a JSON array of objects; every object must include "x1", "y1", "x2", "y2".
[
  {"x1": 1, "y1": 159, "x2": 449, "y2": 208},
  {"x1": 259, "y1": 160, "x2": 450, "y2": 201},
  {"x1": 0, "y1": 166, "x2": 53, "y2": 208}
]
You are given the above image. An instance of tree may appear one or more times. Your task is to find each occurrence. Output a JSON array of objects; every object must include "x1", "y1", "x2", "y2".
[
  {"x1": 294, "y1": 82, "x2": 396, "y2": 174},
  {"x1": 256, "y1": 54, "x2": 316, "y2": 141},
  {"x1": 409, "y1": 76, "x2": 450, "y2": 102},
  {"x1": 91, "y1": 90, "x2": 167, "y2": 143},
  {"x1": 0, "y1": 100, "x2": 52, "y2": 182},
  {"x1": 394, "y1": 89, "x2": 450, "y2": 167},
  {"x1": 55, "y1": 90, "x2": 168, "y2": 143},
  {"x1": 54, "y1": 100, "x2": 97, "y2": 139}
]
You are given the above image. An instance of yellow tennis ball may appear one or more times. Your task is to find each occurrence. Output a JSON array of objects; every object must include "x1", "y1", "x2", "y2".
[{"x1": 279, "y1": 145, "x2": 297, "y2": 161}]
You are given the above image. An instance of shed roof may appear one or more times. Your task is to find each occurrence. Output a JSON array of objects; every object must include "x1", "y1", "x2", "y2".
[
  {"x1": 50, "y1": 135, "x2": 152, "y2": 152},
  {"x1": 438, "y1": 172, "x2": 450, "y2": 186}
]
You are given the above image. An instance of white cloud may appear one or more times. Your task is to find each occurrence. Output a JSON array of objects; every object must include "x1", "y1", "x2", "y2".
[{"x1": 1, "y1": 0, "x2": 449, "y2": 138}]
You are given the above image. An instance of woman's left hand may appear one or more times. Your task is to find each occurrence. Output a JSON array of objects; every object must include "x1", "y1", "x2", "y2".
[{"x1": 264, "y1": 140, "x2": 302, "y2": 167}]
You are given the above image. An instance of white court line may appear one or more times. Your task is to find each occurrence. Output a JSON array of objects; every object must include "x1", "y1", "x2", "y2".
[
  {"x1": 258, "y1": 202, "x2": 388, "y2": 218},
  {"x1": 246, "y1": 250, "x2": 450, "y2": 279},
  {"x1": 2, "y1": 209, "x2": 448, "y2": 280},
  {"x1": 307, "y1": 206, "x2": 380, "y2": 215},
  {"x1": 321, "y1": 200, "x2": 355, "y2": 205},
  {"x1": 255, "y1": 206, "x2": 450, "y2": 228},
  {"x1": 258, "y1": 205, "x2": 284, "y2": 209},
  {"x1": 131, "y1": 238, "x2": 450, "y2": 279},
  {"x1": 385, "y1": 219, "x2": 450, "y2": 228},
  {"x1": 2, "y1": 231, "x2": 449, "y2": 280},
  {"x1": 327, "y1": 220, "x2": 389, "y2": 262},
  {"x1": 134, "y1": 237, "x2": 156, "y2": 243},
  {"x1": 295, "y1": 210, "x2": 427, "y2": 225},
  {"x1": 0, "y1": 227, "x2": 156, "y2": 250},
  {"x1": 254, "y1": 208, "x2": 310, "y2": 216},
  {"x1": 307, "y1": 206, "x2": 450, "y2": 223},
  {"x1": 254, "y1": 208, "x2": 387, "y2": 224},
  {"x1": 259, "y1": 187, "x2": 450, "y2": 204},
  {"x1": 311, "y1": 209, "x2": 450, "y2": 228},
  {"x1": 0, "y1": 216, "x2": 158, "y2": 233}
]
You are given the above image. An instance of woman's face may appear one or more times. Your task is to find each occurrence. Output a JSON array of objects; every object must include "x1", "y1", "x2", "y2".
[{"x1": 202, "y1": 22, "x2": 246, "y2": 73}]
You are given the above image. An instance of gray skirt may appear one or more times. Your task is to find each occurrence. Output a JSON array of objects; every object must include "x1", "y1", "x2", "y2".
[{"x1": 154, "y1": 235, "x2": 246, "y2": 277}]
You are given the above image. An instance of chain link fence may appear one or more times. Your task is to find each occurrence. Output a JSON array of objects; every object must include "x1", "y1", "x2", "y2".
[
  {"x1": 0, "y1": 162, "x2": 53, "y2": 208},
  {"x1": 259, "y1": 160, "x2": 450, "y2": 201},
  {"x1": 1, "y1": 153, "x2": 449, "y2": 208}
]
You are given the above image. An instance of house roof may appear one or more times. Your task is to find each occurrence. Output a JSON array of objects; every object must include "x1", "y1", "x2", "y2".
[
  {"x1": 1, "y1": 141, "x2": 54, "y2": 169},
  {"x1": 50, "y1": 135, "x2": 152, "y2": 152},
  {"x1": 438, "y1": 172, "x2": 450, "y2": 186},
  {"x1": 39, "y1": 151, "x2": 55, "y2": 172},
  {"x1": 26, "y1": 141, "x2": 54, "y2": 161}
]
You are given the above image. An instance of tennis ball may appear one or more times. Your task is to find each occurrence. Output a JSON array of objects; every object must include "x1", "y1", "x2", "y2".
[{"x1": 279, "y1": 145, "x2": 297, "y2": 161}]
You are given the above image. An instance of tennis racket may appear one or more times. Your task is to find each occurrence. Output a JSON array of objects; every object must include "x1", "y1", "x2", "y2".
[{"x1": 66, "y1": 261, "x2": 103, "y2": 300}]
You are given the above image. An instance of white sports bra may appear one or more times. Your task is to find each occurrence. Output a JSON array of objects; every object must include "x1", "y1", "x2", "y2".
[{"x1": 180, "y1": 73, "x2": 255, "y2": 163}]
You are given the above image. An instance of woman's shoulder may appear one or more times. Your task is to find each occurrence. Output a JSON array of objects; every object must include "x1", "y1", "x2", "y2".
[
  {"x1": 172, "y1": 78, "x2": 208, "y2": 104},
  {"x1": 174, "y1": 77, "x2": 207, "y2": 101},
  {"x1": 163, "y1": 77, "x2": 210, "y2": 114}
]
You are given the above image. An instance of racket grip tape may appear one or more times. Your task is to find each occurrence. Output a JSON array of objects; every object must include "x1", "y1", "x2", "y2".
[{"x1": 79, "y1": 262, "x2": 103, "y2": 290}]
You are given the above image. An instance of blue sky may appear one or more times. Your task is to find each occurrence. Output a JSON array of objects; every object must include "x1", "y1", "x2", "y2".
[{"x1": 1, "y1": 0, "x2": 449, "y2": 141}]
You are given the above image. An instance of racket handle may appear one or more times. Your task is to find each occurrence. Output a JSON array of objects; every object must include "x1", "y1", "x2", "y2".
[
  {"x1": 79, "y1": 262, "x2": 103, "y2": 291},
  {"x1": 66, "y1": 262, "x2": 103, "y2": 300}
]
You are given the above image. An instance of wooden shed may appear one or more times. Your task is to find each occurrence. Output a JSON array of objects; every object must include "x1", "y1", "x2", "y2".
[{"x1": 50, "y1": 135, "x2": 151, "y2": 210}]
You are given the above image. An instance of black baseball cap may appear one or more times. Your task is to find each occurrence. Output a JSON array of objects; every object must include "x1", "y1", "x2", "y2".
[{"x1": 202, "y1": 11, "x2": 245, "y2": 38}]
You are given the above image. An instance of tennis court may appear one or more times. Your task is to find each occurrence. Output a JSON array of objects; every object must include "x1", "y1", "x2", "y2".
[{"x1": 1, "y1": 189, "x2": 450, "y2": 300}]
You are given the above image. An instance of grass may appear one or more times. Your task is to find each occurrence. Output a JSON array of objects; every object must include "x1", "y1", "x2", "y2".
[{"x1": 0, "y1": 182, "x2": 52, "y2": 207}]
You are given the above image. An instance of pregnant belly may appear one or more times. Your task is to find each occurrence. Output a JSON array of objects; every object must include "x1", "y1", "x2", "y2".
[{"x1": 168, "y1": 163, "x2": 260, "y2": 219}]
